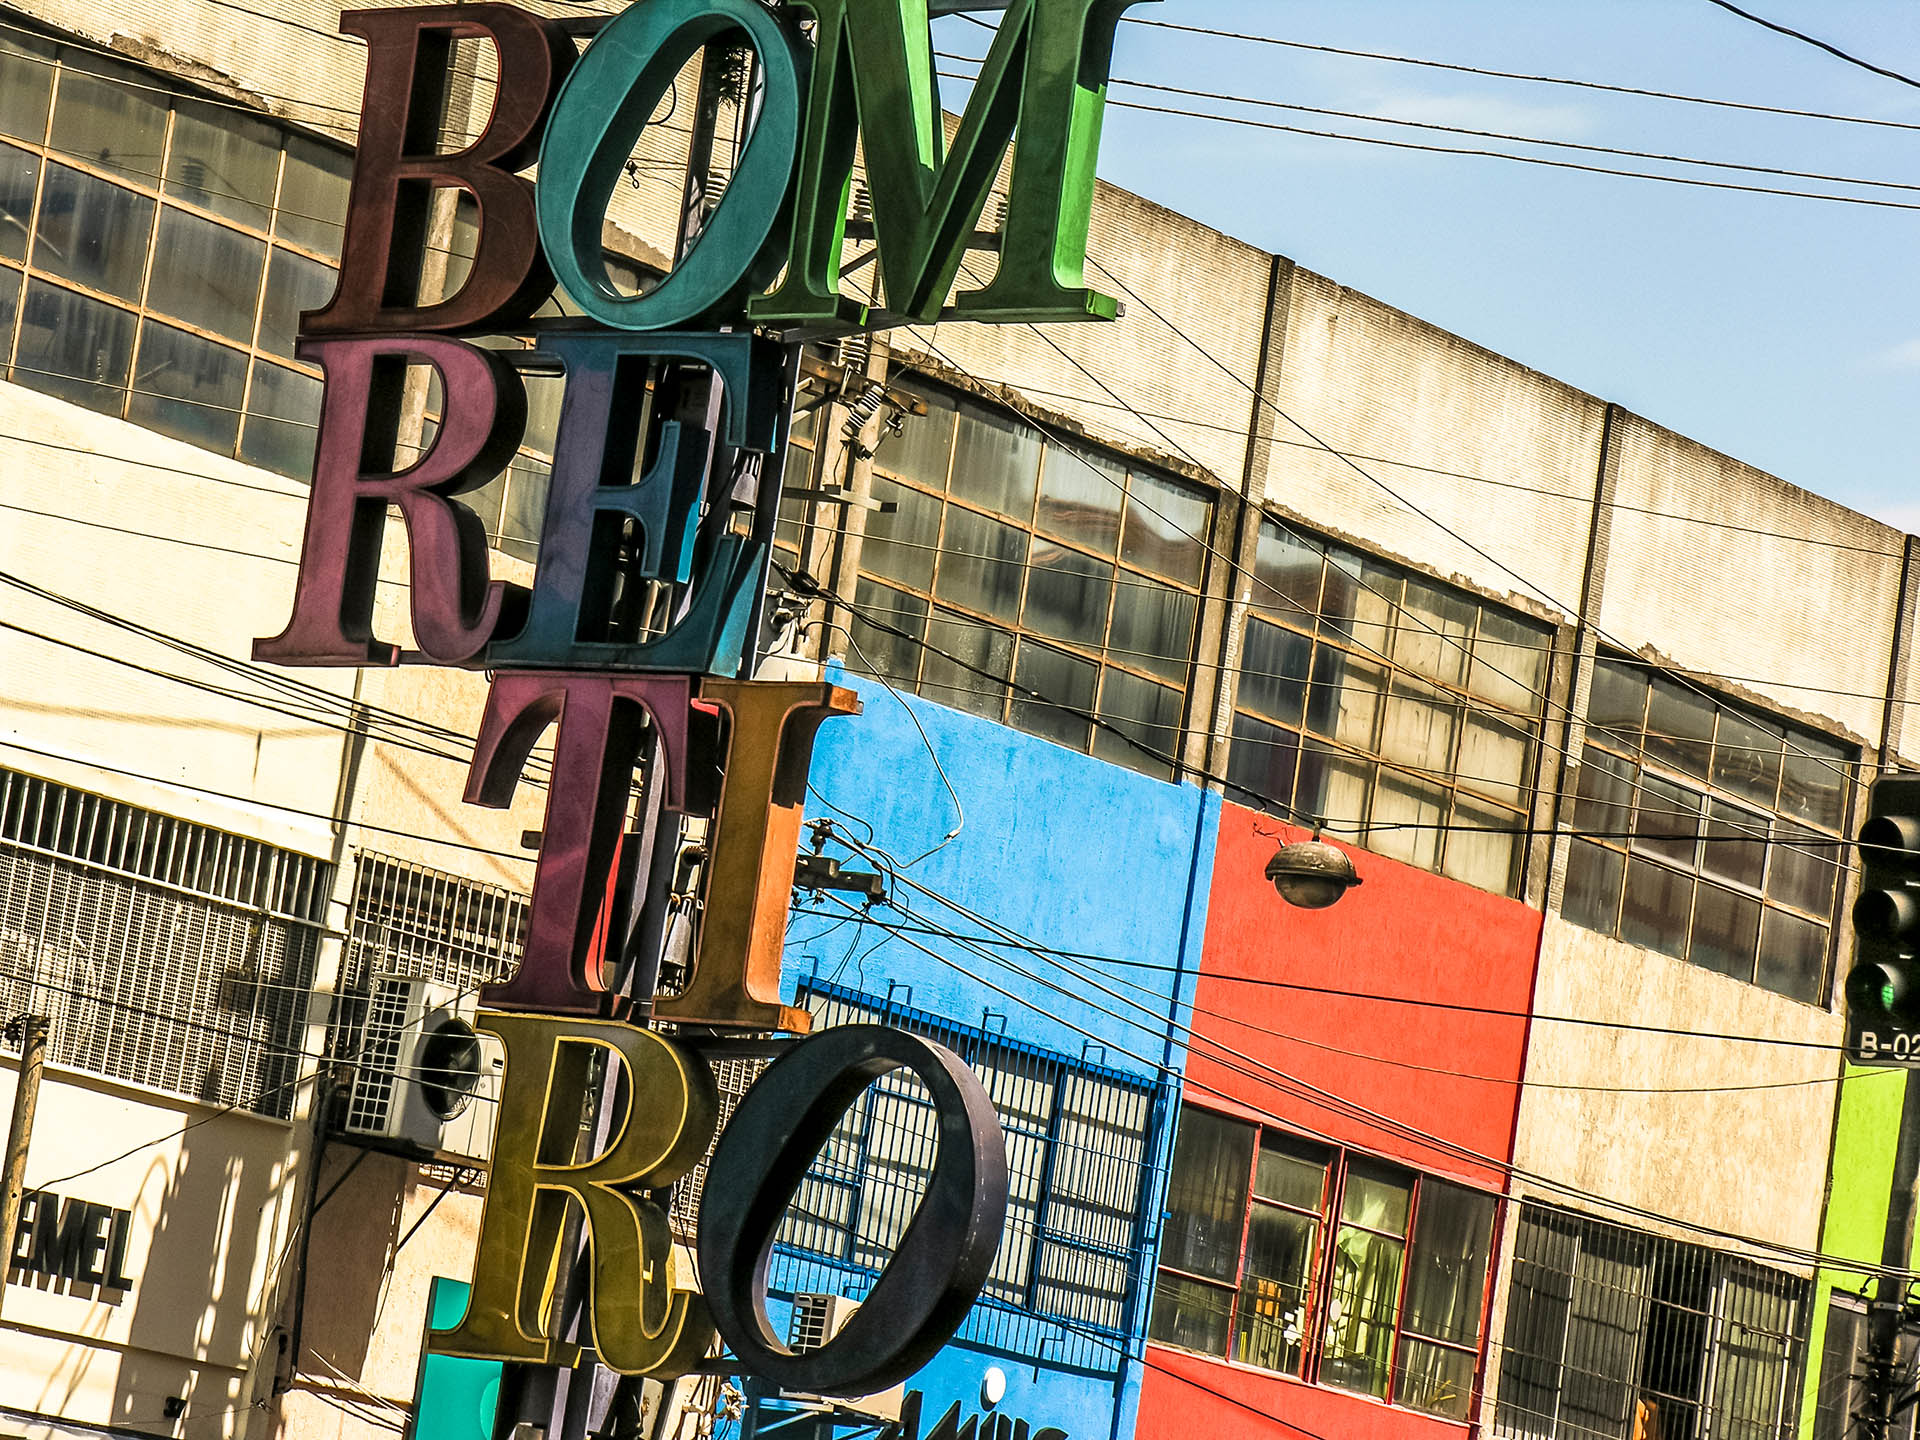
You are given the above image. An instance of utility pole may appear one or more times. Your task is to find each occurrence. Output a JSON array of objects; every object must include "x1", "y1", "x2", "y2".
[
  {"x1": 0, "y1": 1015, "x2": 50, "y2": 1287},
  {"x1": 1864, "y1": 1072, "x2": 1920, "y2": 1439}
]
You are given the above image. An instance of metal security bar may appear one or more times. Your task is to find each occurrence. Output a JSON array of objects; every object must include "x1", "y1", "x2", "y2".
[
  {"x1": 755, "y1": 979, "x2": 1161, "y2": 1375},
  {"x1": 0, "y1": 766, "x2": 328, "y2": 1118},
  {"x1": 329, "y1": 852, "x2": 528, "y2": 1069},
  {"x1": 1493, "y1": 1202, "x2": 1810, "y2": 1440}
]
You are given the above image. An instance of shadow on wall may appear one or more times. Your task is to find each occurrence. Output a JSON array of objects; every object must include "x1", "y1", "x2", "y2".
[
  {"x1": 111, "y1": 1115, "x2": 286, "y2": 1436},
  {"x1": 287, "y1": 1143, "x2": 409, "y2": 1389}
]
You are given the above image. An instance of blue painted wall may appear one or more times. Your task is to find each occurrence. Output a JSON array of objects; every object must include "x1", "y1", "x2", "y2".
[{"x1": 769, "y1": 672, "x2": 1221, "y2": 1440}]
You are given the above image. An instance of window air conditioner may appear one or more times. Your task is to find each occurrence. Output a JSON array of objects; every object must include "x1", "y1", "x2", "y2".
[
  {"x1": 340, "y1": 972, "x2": 504, "y2": 1165},
  {"x1": 787, "y1": 1295, "x2": 905, "y2": 1422}
]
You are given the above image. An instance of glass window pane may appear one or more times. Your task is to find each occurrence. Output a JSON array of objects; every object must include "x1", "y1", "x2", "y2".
[
  {"x1": 1255, "y1": 1133, "x2": 1329, "y2": 1210},
  {"x1": 165, "y1": 100, "x2": 278, "y2": 228},
  {"x1": 1120, "y1": 470, "x2": 1208, "y2": 585},
  {"x1": 1394, "y1": 576, "x2": 1476, "y2": 687},
  {"x1": 1645, "y1": 676, "x2": 1715, "y2": 778},
  {"x1": 1036, "y1": 443, "x2": 1123, "y2": 553},
  {"x1": 1322, "y1": 1224, "x2": 1406, "y2": 1399},
  {"x1": 1703, "y1": 800, "x2": 1768, "y2": 890},
  {"x1": 1587, "y1": 660, "x2": 1649, "y2": 750},
  {"x1": 949, "y1": 403, "x2": 1040, "y2": 517},
  {"x1": 1380, "y1": 677, "x2": 1461, "y2": 774},
  {"x1": 934, "y1": 507, "x2": 1027, "y2": 623},
  {"x1": 13, "y1": 279, "x2": 133, "y2": 413},
  {"x1": 846, "y1": 579, "x2": 926, "y2": 688},
  {"x1": 1342, "y1": 1162, "x2": 1412, "y2": 1234},
  {"x1": 1023, "y1": 540, "x2": 1112, "y2": 648},
  {"x1": 498, "y1": 458, "x2": 548, "y2": 564},
  {"x1": 1689, "y1": 883, "x2": 1760, "y2": 982},
  {"x1": 1404, "y1": 1182, "x2": 1495, "y2": 1348},
  {"x1": 1370, "y1": 772, "x2": 1447, "y2": 871},
  {"x1": 1621, "y1": 856, "x2": 1692, "y2": 959},
  {"x1": 0, "y1": 34, "x2": 54, "y2": 143},
  {"x1": 0, "y1": 264, "x2": 18, "y2": 347},
  {"x1": 1227, "y1": 712, "x2": 1299, "y2": 810},
  {"x1": 1633, "y1": 775, "x2": 1702, "y2": 866},
  {"x1": 1395, "y1": 1339, "x2": 1477, "y2": 1420},
  {"x1": 1092, "y1": 668, "x2": 1180, "y2": 780},
  {"x1": 1149, "y1": 1273, "x2": 1233, "y2": 1357},
  {"x1": 861, "y1": 475, "x2": 940, "y2": 591},
  {"x1": 1239, "y1": 617, "x2": 1311, "y2": 728},
  {"x1": 1160, "y1": 1107, "x2": 1253, "y2": 1280},
  {"x1": 1009, "y1": 641, "x2": 1095, "y2": 751},
  {"x1": 1459, "y1": 711, "x2": 1531, "y2": 807},
  {"x1": 1443, "y1": 795, "x2": 1521, "y2": 896},
  {"x1": 1251, "y1": 520, "x2": 1323, "y2": 622},
  {"x1": 1235, "y1": 1202, "x2": 1318, "y2": 1376},
  {"x1": 256, "y1": 246, "x2": 337, "y2": 358},
  {"x1": 1108, "y1": 573, "x2": 1197, "y2": 682},
  {"x1": 1780, "y1": 742, "x2": 1848, "y2": 832},
  {"x1": 146, "y1": 207, "x2": 264, "y2": 342},
  {"x1": 1758, "y1": 909, "x2": 1827, "y2": 1003},
  {"x1": 0, "y1": 145, "x2": 35, "y2": 262},
  {"x1": 1572, "y1": 746, "x2": 1635, "y2": 838},
  {"x1": 129, "y1": 321, "x2": 244, "y2": 451},
  {"x1": 877, "y1": 381, "x2": 955, "y2": 490},
  {"x1": 1712, "y1": 709, "x2": 1784, "y2": 809},
  {"x1": 32, "y1": 163, "x2": 154, "y2": 300},
  {"x1": 275, "y1": 135, "x2": 350, "y2": 258},
  {"x1": 239, "y1": 358, "x2": 320, "y2": 479},
  {"x1": 1308, "y1": 648, "x2": 1384, "y2": 749},
  {"x1": 1298, "y1": 741, "x2": 1373, "y2": 835},
  {"x1": 1563, "y1": 839, "x2": 1624, "y2": 935},
  {"x1": 1470, "y1": 609, "x2": 1550, "y2": 714},
  {"x1": 1768, "y1": 825, "x2": 1838, "y2": 916},
  {"x1": 1321, "y1": 548, "x2": 1400, "y2": 658},
  {"x1": 49, "y1": 63, "x2": 168, "y2": 184},
  {"x1": 920, "y1": 609, "x2": 1011, "y2": 720}
]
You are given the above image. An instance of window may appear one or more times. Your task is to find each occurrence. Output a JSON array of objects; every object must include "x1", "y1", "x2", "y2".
[
  {"x1": 1494, "y1": 1203, "x2": 1810, "y2": 1440},
  {"x1": 766, "y1": 980, "x2": 1158, "y2": 1367},
  {"x1": 1812, "y1": 1292, "x2": 1916, "y2": 1440},
  {"x1": 0, "y1": 766, "x2": 329, "y2": 1118},
  {"x1": 1561, "y1": 658, "x2": 1852, "y2": 1003},
  {"x1": 0, "y1": 28, "x2": 349, "y2": 476},
  {"x1": 1149, "y1": 1103, "x2": 1497, "y2": 1421},
  {"x1": 1225, "y1": 520, "x2": 1553, "y2": 898},
  {"x1": 837, "y1": 376, "x2": 1213, "y2": 781}
]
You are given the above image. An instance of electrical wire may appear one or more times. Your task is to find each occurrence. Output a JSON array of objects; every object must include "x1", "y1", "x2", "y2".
[{"x1": 1699, "y1": 0, "x2": 1920, "y2": 92}]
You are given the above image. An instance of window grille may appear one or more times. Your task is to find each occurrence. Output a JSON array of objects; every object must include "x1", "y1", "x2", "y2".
[
  {"x1": 0, "y1": 766, "x2": 328, "y2": 1117},
  {"x1": 329, "y1": 852, "x2": 527, "y2": 1072},
  {"x1": 699, "y1": 979, "x2": 1160, "y2": 1374},
  {"x1": 1493, "y1": 1202, "x2": 1811, "y2": 1440},
  {"x1": 1562, "y1": 658, "x2": 1852, "y2": 1004}
]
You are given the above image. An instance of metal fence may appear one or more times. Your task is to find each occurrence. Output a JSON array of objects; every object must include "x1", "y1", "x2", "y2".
[
  {"x1": 0, "y1": 766, "x2": 329, "y2": 1118},
  {"x1": 1493, "y1": 1202, "x2": 1811, "y2": 1440}
]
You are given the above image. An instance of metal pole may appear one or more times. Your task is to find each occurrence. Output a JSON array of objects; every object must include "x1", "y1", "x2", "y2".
[
  {"x1": 0, "y1": 1015, "x2": 50, "y2": 1283},
  {"x1": 1865, "y1": 1070, "x2": 1920, "y2": 1438}
]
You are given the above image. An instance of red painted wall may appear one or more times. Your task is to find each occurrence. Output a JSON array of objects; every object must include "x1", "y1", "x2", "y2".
[
  {"x1": 1183, "y1": 805, "x2": 1541, "y2": 1188},
  {"x1": 1135, "y1": 804, "x2": 1545, "y2": 1440}
]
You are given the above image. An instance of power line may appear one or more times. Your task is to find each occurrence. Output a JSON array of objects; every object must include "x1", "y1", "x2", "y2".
[
  {"x1": 1118, "y1": 14, "x2": 1920, "y2": 133},
  {"x1": 1700, "y1": 0, "x2": 1920, "y2": 92}
]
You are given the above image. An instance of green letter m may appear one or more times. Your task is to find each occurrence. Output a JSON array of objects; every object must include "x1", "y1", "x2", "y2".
[{"x1": 750, "y1": 0, "x2": 1150, "y2": 329}]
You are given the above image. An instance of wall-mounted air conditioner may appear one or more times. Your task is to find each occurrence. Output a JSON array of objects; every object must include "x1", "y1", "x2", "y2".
[
  {"x1": 787, "y1": 1295, "x2": 905, "y2": 1422},
  {"x1": 340, "y1": 973, "x2": 503, "y2": 1165}
]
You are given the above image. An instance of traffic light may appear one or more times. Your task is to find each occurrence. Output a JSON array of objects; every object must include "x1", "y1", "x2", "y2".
[{"x1": 1846, "y1": 776, "x2": 1920, "y2": 1065}]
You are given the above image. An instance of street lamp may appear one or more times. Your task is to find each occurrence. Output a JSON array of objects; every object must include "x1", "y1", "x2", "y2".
[{"x1": 1265, "y1": 840, "x2": 1362, "y2": 910}]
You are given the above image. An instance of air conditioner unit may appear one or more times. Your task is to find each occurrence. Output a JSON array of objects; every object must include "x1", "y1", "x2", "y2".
[
  {"x1": 787, "y1": 1295, "x2": 904, "y2": 1422},
  {"x1": 340, "y1": 973, "x2": 504, "y2": 1165}
]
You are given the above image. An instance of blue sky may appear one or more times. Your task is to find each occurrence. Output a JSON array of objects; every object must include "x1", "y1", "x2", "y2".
[{"x1": 944, "y1": 2, "x2": 1920, "y2": 528}]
